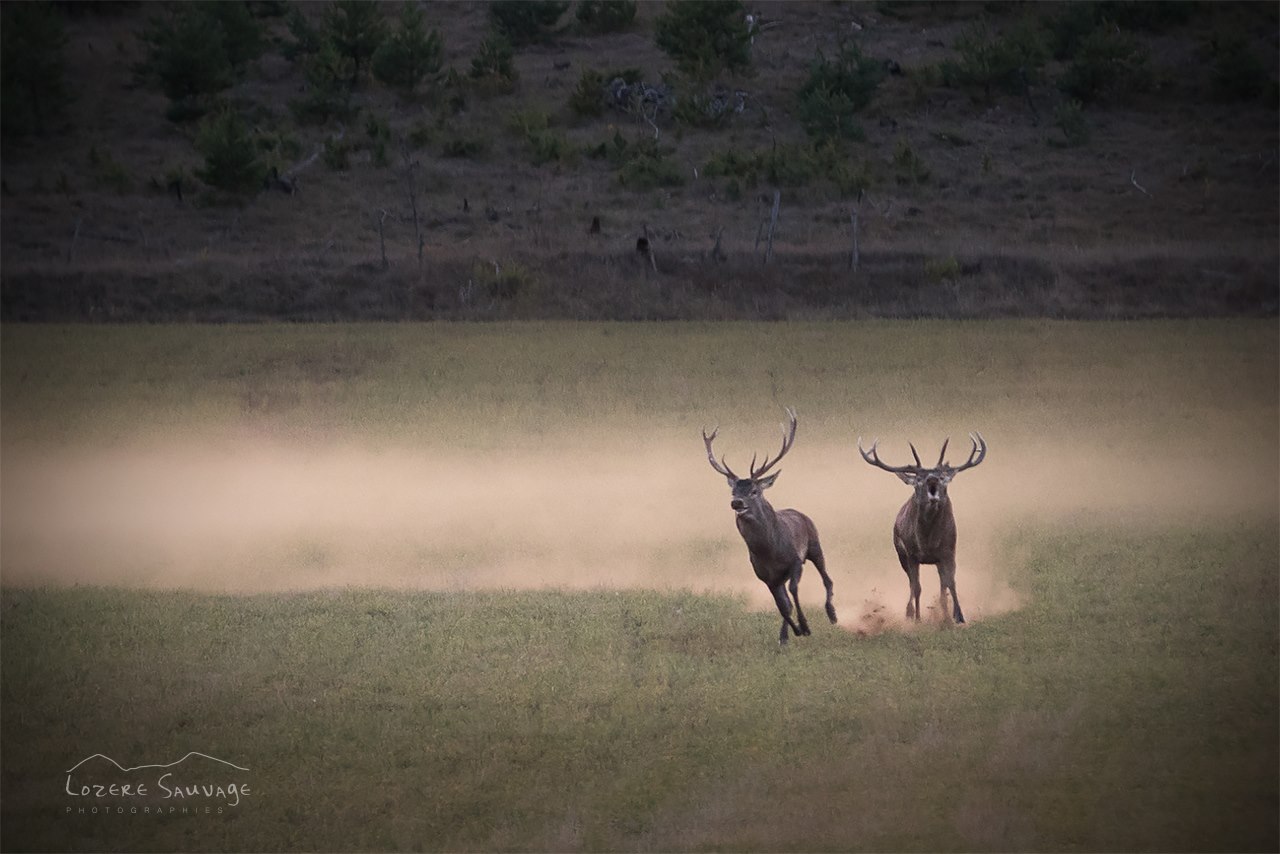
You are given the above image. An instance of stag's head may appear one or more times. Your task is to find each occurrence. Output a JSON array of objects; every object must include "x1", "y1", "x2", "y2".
[
  {"x1": 702, "y1": 408, "x2": 798, "y2": 518},
  {"x1": 857, "y1": 433, "x2": 987, "y2": 509}
]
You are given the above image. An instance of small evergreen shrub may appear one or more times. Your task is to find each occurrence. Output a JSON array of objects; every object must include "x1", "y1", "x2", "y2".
[
  {"x1": 615, "y1": 139, "x2": 684, "y2": 190},
  {"x1": 489, "y1": 1, "x2": 569, "y2": 46},
  {"x1": 506, "y1": 109, "x2": 550, "y2": 137},
  {"x1": 282, "y1": 5, "x2": 322, "y2": 62},
  {"x1": 924, "y1": 256, "x2": 960, "y2": 282},
  {"x1": 138, "y1": 5, "x2": 242, "y2": 120},
  {"x1": 797, "y1": 43, "x2": 883, "y2": 141},
  {"x1": 365, "y1": 112, "x2": 392, "y2": 167},
  {"x1": 469, "y1": 34, "x2": 518, "y2": 94},
  {"x1": 654, "y1": 0, "x2": 751, "y2": 79},
  {"x1": 703, "y1": 141, "x2": 870, "y2": 196},
  {"x1": 322, "y1": 135, "x2": 353, "y2": 170},
  {"x1": 1052, "y1": 99, "x2": 1089, "y2": 147},
  {"x1": 471, "y1": 261, "x2": 539, "y2": 300},
  {"x1": 1101, "y1": 0, "x2": 1197, "y2": 33},
  {"x1": 569, "y1": 69, "x2": 607, "y2": 118},
  {"x1": 1059, "y1": 25, "x2": 1152, "y2": 103},
  {"x1": 575, "y1": 0, "x2": 636, "y2": 34},
  {"x1": 289, "y1": 41, "x2": 356, "y2": 124},
  {"x1": 407, "y1": 121, "x2": 433, "y2": 150},
  {"x1": 202, "y1": 1, "x2": 264, "y2": 68},
  {"x1": 526, "y1": 130, "x2": 574, "y2": 166},
  {"x1": 944, "y1": 21, "x2": 1048, "y2": 99},
  {"x1": 88, "y1": 145, "x2": 132, "y2": 194},
  {"x1": 669, "y1": 77, "x2": 750, "y2": 129},
  {"x1": 441, "y1": 135, "x2": 489, "y2": 159},
  {"x1": 584, "y1": 129, "x2": 631, "y2": 166},
  {"x1": 195, "y1": 109, "x2": 265, "y2": 194},
  {"x1": 1047, "y1": 2, "x2": 1100, "y2": 61},
  {"x1": 321, "y1": 0, "x2": 387, "y2": 84},
  {"x1": 893, "y1": 138, "x2": 930, "y2": 185},
  {"x1": 372, "y1": 3, "x2": 443, "y2": 97}
]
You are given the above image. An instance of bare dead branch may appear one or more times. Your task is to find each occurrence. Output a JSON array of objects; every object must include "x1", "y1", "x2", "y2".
[{"x1": 1130, "y1": 169, "x2": 1150, "y2": 196}]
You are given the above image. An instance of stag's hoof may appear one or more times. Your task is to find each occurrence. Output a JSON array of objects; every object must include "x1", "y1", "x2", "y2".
[{"x1": 826, "y1": 605, "x2": 838, "y2": 624}]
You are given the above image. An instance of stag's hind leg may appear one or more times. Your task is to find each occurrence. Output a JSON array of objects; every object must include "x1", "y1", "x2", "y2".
[
  {"x1": 770, "y1": 582, "x2": 803, "y2": 645},
  {"x1": 938, "y1": 559, "x2": 965, "y2": 624},
  {"x1": 807, "y1": 542, "x2": 837, "y2": 624},
  {"x1": 787, "y1": 564, "x2": 812, "y2": 637}
]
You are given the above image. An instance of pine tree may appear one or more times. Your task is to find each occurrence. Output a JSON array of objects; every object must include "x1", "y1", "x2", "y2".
[
  {"x1": 322, "y1": 0, "x2": 388, "y2": 85},
  {"x1": 372, "y1": 4, "x2": 443, "y2": 97},
  {"x1": 0, "y1": 2, "x2": 70, "y2": 137},
  {"x1": 654, "y1": 0, "x2": 751, "y2": 79},
  {"x1": 195, "y1": 109, "x2": 265, "y2": 196}
]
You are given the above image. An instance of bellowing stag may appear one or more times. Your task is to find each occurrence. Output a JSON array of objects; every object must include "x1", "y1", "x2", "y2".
[
  {"x1": 703, "y1": 408, "x2": 837, "y2": 644},
  {"x1": 857, "y1": 433, "x2": 987, "y2": 624}
]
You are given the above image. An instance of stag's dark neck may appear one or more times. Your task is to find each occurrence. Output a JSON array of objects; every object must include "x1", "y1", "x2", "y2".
[
  {"x1": 913, "y1": 496, "x2": 951, "y2": 528},
  {"x1": 902, "y1": 496, "x2": 955, "y2": 553},
  {"x1": 736, "y1": 498, "x2": 791, "y2": 557}
]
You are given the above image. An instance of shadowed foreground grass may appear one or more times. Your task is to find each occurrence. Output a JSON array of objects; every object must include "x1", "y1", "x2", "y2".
[{"x1": 2, "y1": 524, "x2": 1276, "y2": 852}]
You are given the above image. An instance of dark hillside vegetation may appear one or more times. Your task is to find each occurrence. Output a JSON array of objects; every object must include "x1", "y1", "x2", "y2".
[{"x1": 1, "y1": 0, "x2": 1276, "y2": 320}]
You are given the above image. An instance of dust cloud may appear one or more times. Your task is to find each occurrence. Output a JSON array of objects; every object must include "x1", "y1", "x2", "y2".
[{"x1": 2, "y1": 430, "x2": 1276, "y2": 628}]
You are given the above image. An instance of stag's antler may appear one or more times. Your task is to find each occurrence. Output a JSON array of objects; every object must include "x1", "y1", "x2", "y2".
[
  {"x1": 750, "y1": 407, "x2": 797, "y2": 479},
  {"x1": 702, "y1": 426, "x2": 739, "y2": 480},
  {"x1": 857, "y1": 436, "x2": 922, "y2": 475},
  {"x1": 950, "y1": 432, "x2": 987, "y2": 474}
]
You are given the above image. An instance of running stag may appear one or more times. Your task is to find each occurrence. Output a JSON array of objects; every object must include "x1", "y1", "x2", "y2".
[
  {"x1": 857, "y1": 433, "x2": 987, "y2": 624},
  {"x1": 703, "y1": 408, "x2": 837, "y2": 644}
]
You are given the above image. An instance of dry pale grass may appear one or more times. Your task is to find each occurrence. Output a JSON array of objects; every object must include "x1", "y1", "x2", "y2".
[{"x1": 3, "y1": 320, "x2": 1275, "y2": 626}]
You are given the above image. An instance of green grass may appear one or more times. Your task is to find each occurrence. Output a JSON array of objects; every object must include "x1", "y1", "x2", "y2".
[
  {"x1": 2, "y1": 320, "x2": 1276, "y2": 450},
  {"x1": 1, "y1": 525, "x2": 1276, "y2": 851},
  {"x1": 1, "y1": 320, "x2": 1277, "y2": 850}
]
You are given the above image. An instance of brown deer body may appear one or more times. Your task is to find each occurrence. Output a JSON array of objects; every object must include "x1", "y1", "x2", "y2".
[
  {"x1": 858, "y1": 434, "x2": 987, "y2": 624},
  {"x1": 704, "y1": 409, "x2": 837, "y2": 644}
]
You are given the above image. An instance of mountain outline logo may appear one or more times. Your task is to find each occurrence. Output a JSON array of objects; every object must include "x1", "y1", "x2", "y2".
[{"x1": 66, "y1": 752, "x2": 250, "y2": 774}]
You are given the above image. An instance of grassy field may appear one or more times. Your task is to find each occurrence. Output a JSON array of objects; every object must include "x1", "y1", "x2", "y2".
[{"x1": 2, "y1": 321, "x2": 1277, "y2": 851}]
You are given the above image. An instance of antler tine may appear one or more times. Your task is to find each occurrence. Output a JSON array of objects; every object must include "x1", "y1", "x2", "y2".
[
  {"x1": 936, "y1": 437, "x2": 950, "y2": 468},
  {"x1": 952, "y1": 431, "x2": 987, "y2": 473},
  {"x1": 750, "y1": 407, "x2": 798, "y2": 479},
  {"x1": 908, "y1": 442, "x2": 923, "y2": 468},
  {"x1": 702, "y1": 425, "x2": 739, "y2": 479},
  {"x1": 858, "y1": 436, "x2": 921, "y2": 475}
]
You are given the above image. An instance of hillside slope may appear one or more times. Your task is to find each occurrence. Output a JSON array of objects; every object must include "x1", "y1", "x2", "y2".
[{"x1": 1, "y1": 0, "x2": 1277, "y2": 320}]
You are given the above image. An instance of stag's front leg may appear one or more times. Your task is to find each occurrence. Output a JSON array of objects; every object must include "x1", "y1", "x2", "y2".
[
  {"x1": 787, "y1": 565, "x2": 812, "y2": 636},
  {"x1": 897, "y1": 552, "x2": 922, "y2": 621},
  {"x1": 770, "y1": 583, "x2": 802, "y2": 645},
  {"x1": 939, "y1": 560, "x2": 965, "y2": 624}
]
